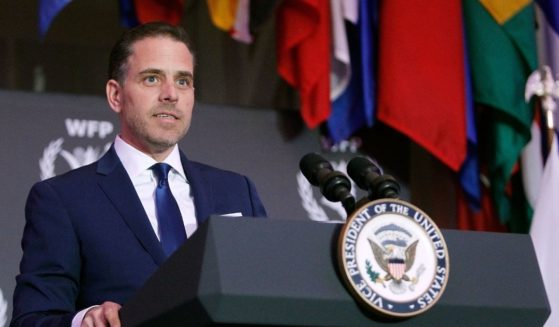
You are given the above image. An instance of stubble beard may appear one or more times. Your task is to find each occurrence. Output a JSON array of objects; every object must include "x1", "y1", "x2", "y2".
[
  {"x1": 144, "y1": 123, "x2": 188, "y2": 153},
  {"x1": 125, "y1": 109, "x2": 189, "y2": 155}
]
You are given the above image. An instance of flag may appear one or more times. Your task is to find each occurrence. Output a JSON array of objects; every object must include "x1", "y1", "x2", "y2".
[
  {"x1": 207, "y1": 0, "x2": 254, "y2": 44},
  {"x1": 522, "y1": 108, "x2": 545, "y2": 208},
  {"x1": 456, "y1": 184, "x2": 507, "y2": 232},
  {"x1": 463, "y1": 0, "x2": 537, "y2": 229},
  {"x1": 118, "y1": 0, "x2": 139, "y2": 28},
  {"x1": 524, "y1": 0, "x2": 559, "y2": 206},
  {"x1": 38, "y1": 0, "x2": 72, "y2": 39},
  {"x1": 377, "y1": 0, "x2": 467, "y2": 172},
  {"x1": 207, "y1": 0, "x2": 238, "y2": 31},
  {"x1": 329, "y1": 0, "x2": 357, "y2": 102},
  {"x1": 230, "y1": 0, "x2": 253, "y2": 44},
  {"x1": 530, "y1": 134, "x2": 559, "y2": 327},
  {"x1": 119, "y1": 0, "x2": 183, "y2": 27},
  {"x1": 133, "y1": 0, "x2": 184, "y2": 25},
  {"x1": 327, "y1": 0, "x2": 377, "y2": 143},
  {"x1": 276, "y1": 0, "x2": 331, "y2": 129},
  {"x1": 527, "y1": 5, "x2": 559, "y2": 321},
  {"x1": 537, "y1": 0, "x2": 559, "y2": 136},
  {"x1": 459, "y1": 23, "x2": 481, "y2": 209},
  {"x1": 536, "y1": 0, "x2": 559, "y2": 75},
  {"x1": 329, "y1": 0, "x2": 352, "y2": 102}
]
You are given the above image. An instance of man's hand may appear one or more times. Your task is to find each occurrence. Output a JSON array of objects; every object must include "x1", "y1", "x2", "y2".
[{"x1": 81, "y1": 301, "x2": 122, "y2": 327}]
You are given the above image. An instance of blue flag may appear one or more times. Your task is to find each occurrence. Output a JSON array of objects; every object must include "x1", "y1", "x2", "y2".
[
  {"x1": 327, "y1": 0, "x2": 377, "y2": 143},
  {"x1": 536, "y1": 0, "x2": 559, "y2": 73},
  {"x1": 459, "y1": 29, "x2": 481, "y2": 210},
  {"x1": 118, "y1": 0, "x2": 140, "y2": 28},
  {"x1": 38, "y1": 0, "x2": 72, "y2": 39}
]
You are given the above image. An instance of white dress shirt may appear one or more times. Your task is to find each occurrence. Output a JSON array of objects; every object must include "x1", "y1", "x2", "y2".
[
  {"x1": 72, "y1": 136, "x2": 197, "y2": 326},
  {"x1": 113, "y1": 135, "x2": 198, "y2": 238}
]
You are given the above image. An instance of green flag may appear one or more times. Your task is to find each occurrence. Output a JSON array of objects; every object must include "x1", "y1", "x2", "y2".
[{"x1": 463, "y1": 0, "x2": 537, "y2": 231}]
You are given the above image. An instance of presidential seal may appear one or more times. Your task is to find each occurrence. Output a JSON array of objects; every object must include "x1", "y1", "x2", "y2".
[{"x1": 338, "y1": 199, "x2": 449, "y2": 318}]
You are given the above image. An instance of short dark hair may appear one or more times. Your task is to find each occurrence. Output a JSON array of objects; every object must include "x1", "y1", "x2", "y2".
[{"x1": 108, "y1": 22, "x2": 194, "y2": 83}]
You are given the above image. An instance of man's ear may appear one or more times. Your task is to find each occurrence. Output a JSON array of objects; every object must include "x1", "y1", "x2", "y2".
[{"x1": 106, "y1": 79, "x2": 122, "y2": 113}]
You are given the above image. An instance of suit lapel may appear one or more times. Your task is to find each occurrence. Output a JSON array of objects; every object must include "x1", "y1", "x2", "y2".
[
  {"x1": 97, "y1": 147, "x2": 166, "y2": 266},
  {"x1": 180, "y1": 152, "x2": 214, "y2": 225}
]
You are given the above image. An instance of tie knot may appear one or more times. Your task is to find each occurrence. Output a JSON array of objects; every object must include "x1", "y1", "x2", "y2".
[{"x1": 151, "y1": 163, "x2": 172, "y2": 184}]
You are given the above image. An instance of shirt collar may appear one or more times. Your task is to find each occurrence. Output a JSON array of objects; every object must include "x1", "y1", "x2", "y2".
[{"x1": 113, "y1": 135, "x2": 187, "y2": 180}]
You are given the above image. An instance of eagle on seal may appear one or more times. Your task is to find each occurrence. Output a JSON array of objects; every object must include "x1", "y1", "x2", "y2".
[{"x1": 369, "y1": 239, "x2": 418, "y2": 282}]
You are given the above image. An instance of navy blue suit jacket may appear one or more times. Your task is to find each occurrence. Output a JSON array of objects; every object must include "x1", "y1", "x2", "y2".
[{"x1": 11, "y1": 147, "x2": 267, "y2": 326}]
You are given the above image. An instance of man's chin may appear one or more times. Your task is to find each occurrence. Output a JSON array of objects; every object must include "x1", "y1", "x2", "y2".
[
  {"x1": 144, "y1": 128, "x2": 187, "y2": 149},
  {"x1": 150, "y1": 140, "x2": 178, "y2": 151},
  {"x1": 147, "y1": 135, "x2": 183, "y2": 150}
]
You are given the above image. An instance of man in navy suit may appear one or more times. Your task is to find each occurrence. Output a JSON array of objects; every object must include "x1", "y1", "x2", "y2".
[{"x1": 11, "y1": 22, "x2": 267, "y2": 327}]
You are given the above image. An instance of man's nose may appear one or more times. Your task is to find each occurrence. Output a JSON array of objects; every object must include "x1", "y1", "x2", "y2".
[{"x1": 159, "y1": 80, "x2": 178, "y2": 103}]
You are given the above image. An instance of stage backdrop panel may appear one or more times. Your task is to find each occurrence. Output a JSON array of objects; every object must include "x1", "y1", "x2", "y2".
[{"x1": 0, "y1": 90, "x2": 372, "y2": 324}]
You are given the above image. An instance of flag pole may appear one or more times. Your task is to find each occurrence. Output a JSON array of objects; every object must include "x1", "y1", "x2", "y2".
[{"x1": 525, "y1": 66, "x2": 558, "y2": 154}]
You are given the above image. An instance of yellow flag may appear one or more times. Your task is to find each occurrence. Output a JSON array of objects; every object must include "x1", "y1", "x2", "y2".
[
  {"x1": 207, "y1": 0, "x2": 239, "y2": 31},
  {"x1": 479, "y1": 0, "x2": 531, "y2": 24}
]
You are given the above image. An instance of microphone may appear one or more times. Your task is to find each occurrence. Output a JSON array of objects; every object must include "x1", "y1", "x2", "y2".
[
  {"x1": 299, "y1": 153, "x2": 355, "y2": 215},
  {"x1": 347, "y1": 156, "x2": 400, "y2": 200}
]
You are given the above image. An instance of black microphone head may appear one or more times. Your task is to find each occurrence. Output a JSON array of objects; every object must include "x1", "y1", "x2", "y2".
[
  {"x1": 299, "y1": 153, "x2": 333, "y2": 186},
  {"x1": 320, "y1": 171, "x2": 352, "y2": 202},
  {"x1": 299, "y1": 153, "x2": 356, "y2": 215},
  {"x1": 347, "y1": 156, "x2": 381, "y2": 190}
]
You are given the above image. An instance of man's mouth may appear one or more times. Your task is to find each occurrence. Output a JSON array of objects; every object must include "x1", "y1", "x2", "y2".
[{"x1": 154, "y1": 113, "x2": 178, "y2": 119}]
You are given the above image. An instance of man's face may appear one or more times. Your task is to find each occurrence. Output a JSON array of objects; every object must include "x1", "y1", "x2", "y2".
[{"x1": 106, "y1": 36, "x2": 195, "y2": 158}]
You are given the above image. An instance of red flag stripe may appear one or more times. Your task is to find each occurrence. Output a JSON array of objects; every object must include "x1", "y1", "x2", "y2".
[
  {"x1": 133, "y1": 0, "x2": 184, "y2": 25},
  {"x1": 276, "y1": 0, "x2": 331, "y2": 128},
  {"x1": 377, "y1": 0, "x2": 467, "y2": 172}
]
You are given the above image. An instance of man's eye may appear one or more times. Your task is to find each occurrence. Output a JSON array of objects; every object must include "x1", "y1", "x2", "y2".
[
  {"x1": 177, "y1": 78, "x2": 192, "y2": 88},
  {"x1": 144, "y1": 76, "x2": 158, "y2": 84}
]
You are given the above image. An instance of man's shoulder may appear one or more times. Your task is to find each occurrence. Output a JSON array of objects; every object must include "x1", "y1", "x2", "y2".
[
  {"x1": 187, "y1": 160, "x2": 246, "y2": 179},
  {"x1": 40, "y1": 147, "x2": 119, "y2": 187},
  {"x1": 36, "y1": 160, "x2": 101, "y2": 189}
]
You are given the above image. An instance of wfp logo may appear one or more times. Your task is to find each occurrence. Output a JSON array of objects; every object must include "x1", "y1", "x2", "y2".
[
  {"x1": 39, "y1": 119, "x2": 114, "y2": 180},
  {"x1": 0, "y1": 287, "x2": 6, "y2": 327}
]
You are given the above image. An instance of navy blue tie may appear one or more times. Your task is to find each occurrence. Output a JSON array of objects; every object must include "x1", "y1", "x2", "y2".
[{"x1": 151, "y1": 163, "x2": 187, "y2": 257}]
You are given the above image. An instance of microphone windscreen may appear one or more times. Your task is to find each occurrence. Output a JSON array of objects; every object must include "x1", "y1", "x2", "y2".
[
  {"x1": 299, "y1": 153, "x2": 332, "y2": 186},
  {"x1": 347, "y1": 157, "x2": 381, "y2": 190}
]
